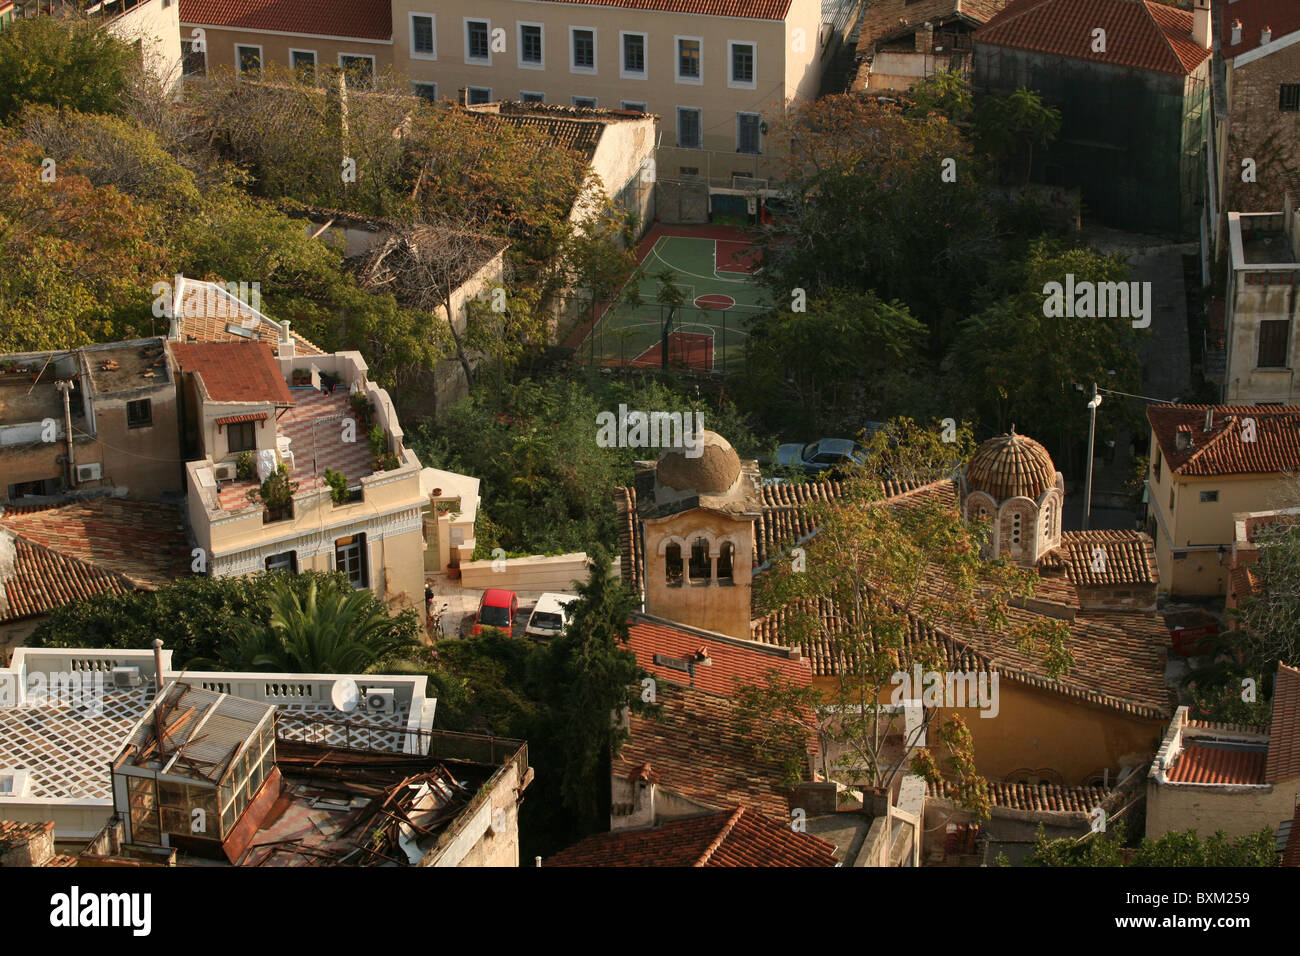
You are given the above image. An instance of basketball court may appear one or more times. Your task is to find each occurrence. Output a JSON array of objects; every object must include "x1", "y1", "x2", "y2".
[{"x1": 574, "y1": 224, "x2": 770, "y2": 372}]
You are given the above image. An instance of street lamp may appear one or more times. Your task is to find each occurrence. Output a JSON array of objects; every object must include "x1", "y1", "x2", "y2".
[{"x1": 1083, "y1": 383, "x2": 1102, "y2": 530}]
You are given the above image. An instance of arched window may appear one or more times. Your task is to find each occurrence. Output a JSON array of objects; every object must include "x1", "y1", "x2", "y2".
[
  {"x1": 1043, "y1": 502, "x2": 1054, "y2": 539},
  {"x1": 717, "y1": 542, "x2": 734, "y2": 583},
  {"x1": 665, "y1": 543, "x2": 683, "y2": 587},
  {"x1": 1011, "y1": 512, "x2": 1022, "y2": 545},
  {"x1": 689, "y1": 538, "x2": 712, "y2": 583}
]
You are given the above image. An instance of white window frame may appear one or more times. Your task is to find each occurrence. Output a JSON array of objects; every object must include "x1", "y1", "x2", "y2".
[
  {"x1": 621, "y1": 100, "x2": 647, "y2": 112},
  {"x1": 570, "y1": 26, "x2": 597, "y2": 75},
  {"x1": 675, "y1": 35, "x2": 703, "y2": 85},
  {"x1": 518, "y1": 21, "x2": 544, "y2": 70},
  {"x1": 728, "y1": 39, "x2": 756, "y2": 89},
  {"x1": 409, "y1": 12, "x2": 437, "y2": 60},
  {"x1": 572, "y1": 95, "x2": 598, "y2": 108},
  {"x1": 736, "y1": 110, "x2": 762, "y2": 154},
  {"x1": 235, "y1": 43, "x2": 263, "y2": 78},
  {"x1": 338, "y1": 52, "x2": 376, "y2": 86},
  {"x1": 677, "y1": 105, "x2": 702, "y2": 149},
  {"x1": 467, "y1": 86, "x2": 493, "y2": 104},
  {"x1": 0, "y1": 770, "x2": 31, "y2": 798},
  {"x1": 620, "y1": 30, "x2": 647, "y2": 80},
  {"x1": 465, "y1": 17, "x2": 492, "y2": 65},
  {"x1": 520, "y1": 90, "x2": 545, "y2": 103},
  {"x1": 334, "y1": 535, "x2": 368, "y2": 590},
  {"x1": 264, "y1": 551, "x2": 297, "y2": 573},
  {"x1": 288, "y1": 48, "x2": 316, "y2": 74},
  {"x1": 412, "y1": 81, "x2": 439, "y2": 101}
]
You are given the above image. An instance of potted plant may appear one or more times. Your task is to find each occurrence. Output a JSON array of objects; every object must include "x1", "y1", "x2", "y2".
[
  {"x1": 351, "y1": 391, "x2": 375, "y2": 424},
  {"x1": 235, "y1": 450, "x2": 255, "y2": 481},
  {"x1": 291, "y1": 367, "x2": 312, "y2": 387},
  {"x1": 378, "y1": 453, "x2": 401, "y2": 471},
  {"x1": 323, "y1": 467, "x2": 350, "y2": 505},
  {"x1": 246, "y1": 463, "x2": 299, "y2": 522},
  {"x1": 368, "y1": 424, "x2": 387, "y2": 463}
]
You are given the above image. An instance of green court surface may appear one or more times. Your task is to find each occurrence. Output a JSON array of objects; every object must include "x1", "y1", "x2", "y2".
[{"x1": 579, "y1": 229, "x2": 770, "y2": 372}]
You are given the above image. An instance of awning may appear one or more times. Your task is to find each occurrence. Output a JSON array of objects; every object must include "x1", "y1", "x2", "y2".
[{"x1": 214, "y1": 412, "x2": 268, "y2": 431}]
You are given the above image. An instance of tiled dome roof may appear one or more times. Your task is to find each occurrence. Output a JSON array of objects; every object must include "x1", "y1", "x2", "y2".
[{"x1": 966, "y1": 430, "x2": 1057, "y2": 502}]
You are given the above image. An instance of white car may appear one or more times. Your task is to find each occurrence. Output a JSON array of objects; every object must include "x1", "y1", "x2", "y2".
[{"x1": 525, "y1": 592, "x2": 580, "y2": 640}]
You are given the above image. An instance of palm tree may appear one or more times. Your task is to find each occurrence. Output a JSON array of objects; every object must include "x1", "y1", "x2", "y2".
[{"x1": 222, "y1": 579, "x2": 416, "y2": 673}]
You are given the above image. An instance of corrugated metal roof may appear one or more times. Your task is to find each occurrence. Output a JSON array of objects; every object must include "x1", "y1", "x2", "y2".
[{"x1": 120, "y1": 682, "x2": 275, "y2": 782}]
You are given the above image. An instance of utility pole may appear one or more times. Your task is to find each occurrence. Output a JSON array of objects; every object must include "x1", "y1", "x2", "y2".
[{"x1": 1083, "y1": 382, "x2": 1101, "y2": 531}]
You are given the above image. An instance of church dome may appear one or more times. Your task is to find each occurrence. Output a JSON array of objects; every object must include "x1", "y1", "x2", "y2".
[
  {"x1": 966, "y1": 429, "x2": 1057, "y2": 502},
  {"x1": 657, "y1": 430, "x2": 741, "y2": 494}
]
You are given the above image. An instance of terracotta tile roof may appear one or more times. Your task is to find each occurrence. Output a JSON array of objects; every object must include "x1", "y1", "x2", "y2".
[
  {"x1": 168, "y1": 342, "x2": 293, "y2": 406},
  {"x1": 1220, "y1": 0, "x2": 1300, "y2": 59},
  {"x1": 0, "y1": 498, "x2": 191, "y2": 588},
  {"x1": 1267, "y1": 662, "x2": 1300, "y2": 782},
  {"x1": 1187, "y1": 719, "x2": 1268, "y2": 733},
  {"x1": 628, "y1": 614, "x2": 812, "y2": 698},
  {"x1": 928, "y1": 778, "x2": 1113, "y2": 812},
  {"x1": 1228, "y1": 564, "x2": 1262, "y2": 606},
  {"x1": 858, "y1": 0, "x2": 1010, "y2": 54},
  {"x1": 1284, "y1": 803, "x2": 1300, "y2": 867},
  {"x1": 1147, "y1": 405, "x2": 1300, "y2": 476},
  {"x1": 169, "y1": 282, "x2": 324, "y2": 356},
  {"x1": 1167, "y1": 742, "x2": 1268, "y2": 784},
  {"x1": 616, "y1": 682, "x2": 813, "y2": 821},
  {"x1": 528, "y1": 0, "x2": 791, "y2": 20},
  {"x1": 546, "y1": 807, "x2": 839, "y2": 866},
  {"x1": 178, "y1": 0, "x2": 393, "y2": 40},
  {"x1": 1, "y1": 535, "x2": 135, "y2": 624},
  {"x1": 0, "y1": 820, "x2": 54, "y2": 850},
  {"x1": 213, "y1": 412, "x2": 268, "y2": 427},
  {"x1": 1056, "y1": 530, "x2": 1159, "y2": 587},
  {"x1": 469, "y1": 111, "x2": 606, "y2": 164},
  {"x1": 975, "y1": 0, "x2": 1212, "y2": 76}
]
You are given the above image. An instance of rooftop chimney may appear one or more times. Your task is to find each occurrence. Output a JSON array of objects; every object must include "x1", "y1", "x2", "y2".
[
  {"x1": 1193, "y1": 0, "x2": 1211, "y2": 49},
  {"x1": 1231, "y1": 19, "x2": 1242, "y2": 45},
  {"x1": 1204, "y1": 408, "x2": 1214, "y2": 432},
  {"x1": 1262, "y1": 25, "x2": 1272, "y2": 45}
]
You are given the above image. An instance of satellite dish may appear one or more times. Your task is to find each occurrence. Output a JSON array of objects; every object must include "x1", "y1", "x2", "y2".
[{"x1": 330, "y1": 677, "x2": 360, "y2": 713}]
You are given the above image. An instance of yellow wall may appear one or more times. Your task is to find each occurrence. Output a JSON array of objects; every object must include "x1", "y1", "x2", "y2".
[
  {"x1": 1147, "y1": 778, "x2": 1300, "y2": 841},
  {"x1": 643, "y1": 508, "x2": 754, "y2": 641}
]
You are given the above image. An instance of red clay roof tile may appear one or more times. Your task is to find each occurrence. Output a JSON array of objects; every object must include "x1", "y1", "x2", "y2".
[
  {"x1": 178, "y1": 0, "x2": 393, "y2": 40},
  {"x1": 1267, "y1": 662, "x2": 1300, "y2": 783},
  {"x1": 1147, "y1": 405, "x2": 1300, "y2": 476},
  {"x1": 1167, "y1": 742, "x2": 1267, "y2": 784},
  {"x1": 168, "y1": 342, "x2": 293, "y2": 406},
  {"x1": 975, "y1": 0, "x2": 1211, "y2": 75},
  {"x1": 546, "y1": 806, "x2": 839, "y2": 866},
  {"x1": 1220, "y1": 0, "x2": 1300, "y2": 59},
  {"x1": 1, "y1": 536, "x2": 135, "y2": 624},
  {"x1": 628, "y1": 615, "x2": 812, "y2": 698}
]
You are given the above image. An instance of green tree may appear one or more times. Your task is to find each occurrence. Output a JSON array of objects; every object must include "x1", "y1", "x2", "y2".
[
  {"x1": 738, "y1": 289, "x2": 926, "y2": 435},
  {"x1": 0, "y1": 16, "x2": 138, "y2": 123},
  {"x1": 908, "y1": 70, "x2": 973, "y2": 123},
  {"x1": 944, "y1": 239, "x2": 1143, "y2": 452},
  {"x1": 213, "y1": 578, "x2": 419, "y2": 672},
  {"x1": 1026, "y1": 822, "x2": 1277, "y2": 867},
  {"x1": 29, "y1": 572, "x2": 421, "y2": 669},
  {"x1": 973, "y1": 87, "x2": 1062, "y2": 186},
  {"x1": 739, "y1": 421, "x2": 1072, "y2": 814}
]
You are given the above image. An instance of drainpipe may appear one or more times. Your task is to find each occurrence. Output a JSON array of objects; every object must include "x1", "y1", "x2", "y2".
[
  {"x1": 56, "y1": 380, "x2": 76, "y2": 488},
  {"x1": 152, "y1": 639, "x2": 167, "y2": 760}
]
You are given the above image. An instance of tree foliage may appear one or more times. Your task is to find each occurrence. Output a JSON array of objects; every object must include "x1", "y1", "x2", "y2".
[
  {"x1": 1025, "y1": 822, "x2": 1277, "y2": 867},
  {"x1": 0, "y1": 15, "x2": 139, "y2": 123},
  {"x1": 28, "y1": 571, "x2": 422, "y2": 670}
]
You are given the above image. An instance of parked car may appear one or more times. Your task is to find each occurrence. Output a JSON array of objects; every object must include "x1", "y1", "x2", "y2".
[
  {"x1": 774, "y1": 438, "x2": 868, "y2": 477},
  {"x1": 471, "y1": 588, "x2": 518, "y2": 636},
  {"x1": 525, "y1": 592, "x2": 580, "y2": 640}
]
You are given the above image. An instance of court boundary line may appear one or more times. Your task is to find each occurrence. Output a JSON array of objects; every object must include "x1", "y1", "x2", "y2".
[{"x1": 629, "y1": 328, "x2": 717, "y2": 371}]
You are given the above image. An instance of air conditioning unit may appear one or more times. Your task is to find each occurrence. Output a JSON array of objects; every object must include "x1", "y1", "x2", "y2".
[
  {"x1": 213, "y1": 462, "x2": 237, "y2": 482},
  {"x1": 112, "y1": 666, "x2": 142, "y2": 688},
  {"x1": 76, "y1": 462, "x2": 102, "y2": 483},
  {"x1": 365, "y1": 688, "x2": 396, "y2": 713}
]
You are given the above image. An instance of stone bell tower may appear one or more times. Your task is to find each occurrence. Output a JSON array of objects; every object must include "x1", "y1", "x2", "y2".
[{"x1": 634, "y1": 430, "x2": 762, "y2": 640}]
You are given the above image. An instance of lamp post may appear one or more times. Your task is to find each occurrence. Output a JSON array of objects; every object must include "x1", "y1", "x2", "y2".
[{"x1": 1083, "y1": 382, "x2": 1102, "y2": 531}]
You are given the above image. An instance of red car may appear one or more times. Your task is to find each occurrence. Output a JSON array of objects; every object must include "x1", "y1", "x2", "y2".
[{"x1": 471, "y1": 588, "x2": 518, "y2": 636}]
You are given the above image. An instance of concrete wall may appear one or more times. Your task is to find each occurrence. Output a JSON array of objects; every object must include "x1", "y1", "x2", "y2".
[
  {"x1": 108, "y1": 0, "x2": 183, "y2": 94},
  {"x1": 459, "y1": 551, "x2": 589, "y2": 592},
  {"x1": 1146, "y1": 445, "x2": 1293, "y2": 596}
]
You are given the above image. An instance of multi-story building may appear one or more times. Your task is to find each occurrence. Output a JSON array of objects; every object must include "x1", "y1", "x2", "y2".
[
  {"x1": 0, "y1": 339, "x2": 183, "y2": 503},
  {"x1": 1144, "y1": 403, "x2": 1300, "y2": 596},
  {"x1": 973, "y1": 0, "x2": 1213, "y2": 237},
  {"x1": 179, "y1": 0, "x2": 847, "y2": 184},
  {"x1": 1218, "y1": 193, "x2": 1300, "y2": 404}
]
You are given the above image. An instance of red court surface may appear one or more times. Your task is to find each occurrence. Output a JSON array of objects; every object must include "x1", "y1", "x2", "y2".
[
  {"x1": 630, "y1": 331, "x2": 715, "y2": 370},
  {"x1": 694, "y1": 293, "x2": 736, "y2": 309}
]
